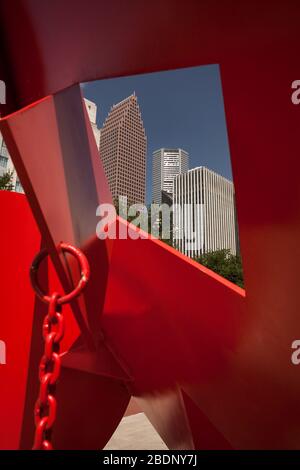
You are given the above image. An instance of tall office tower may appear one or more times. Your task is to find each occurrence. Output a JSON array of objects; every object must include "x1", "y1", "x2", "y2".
[
  {"x1": 99, "y1": 94, "x2": 147, "y2": 205},
  {"x1": 173, "y1": 166, "x2": 237, "y2": 257},
  {"x1": 0, "y1": 98, "x2": 100, "y2": 194},
  {"x1": 152, "y1": 148, "x2": 189, "y2": 204}
]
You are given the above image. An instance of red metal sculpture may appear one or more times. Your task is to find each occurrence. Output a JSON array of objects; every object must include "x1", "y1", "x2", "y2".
[{"x1": 0, "y1": 0, "x2": 299, "y2": 450}]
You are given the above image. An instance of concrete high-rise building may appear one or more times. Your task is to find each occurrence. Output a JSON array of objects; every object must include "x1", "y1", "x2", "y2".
[
  {"x1": 0, "y1": 135, "x2": 23, "y2": 192},
  {"x1": 173, "y1": 166, "x2": 237, "y2": 257},
  {"x1": 84, "y1": 98, "x2": 101, "y2": 149},
  {"x1": 0, "y1": 98, "x2": 100, "y2": 194},
  {"x1": 99, "y1": 93, "x2": 147, "y2": 205},
  {"x1": 152, "y1": 148, "x2": 189, "y2": 204}
]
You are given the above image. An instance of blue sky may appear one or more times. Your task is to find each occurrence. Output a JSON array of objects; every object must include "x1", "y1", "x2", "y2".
[{"x1": 82, "y1": 64, "x2": 232, "y2": 203}]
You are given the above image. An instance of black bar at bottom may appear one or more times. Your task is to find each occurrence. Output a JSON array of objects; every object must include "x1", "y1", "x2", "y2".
[{"x1": 0, "y1": 450, "x2": 298, "y2": 467}]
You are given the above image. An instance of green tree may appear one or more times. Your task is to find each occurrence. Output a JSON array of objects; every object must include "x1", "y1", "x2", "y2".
[
  {"x1": 194, "y1": 249, "x2": 244, "y2": 288},
  {"x1": 0, "y1": 171, "x2": 14, "y2": 191}
]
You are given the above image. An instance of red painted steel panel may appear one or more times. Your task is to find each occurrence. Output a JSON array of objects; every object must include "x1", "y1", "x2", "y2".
[
  {"x1": 0, "y1": 192, "x2": 40, "y2": 449},
  {"x1": 103, "y1": 220, "x2": 245, "y2": 393}
]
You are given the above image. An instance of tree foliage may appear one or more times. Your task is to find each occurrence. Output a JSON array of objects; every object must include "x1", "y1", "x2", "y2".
[
  {"x1": 0, "y1": 171, "x2": 14, "y2": 191},
  {"x1": 113, "y1": 197, "x2": 142, "y2": 225},
  {"x1": 194, "y1": 249, "x2": 244, "y2": 288}
]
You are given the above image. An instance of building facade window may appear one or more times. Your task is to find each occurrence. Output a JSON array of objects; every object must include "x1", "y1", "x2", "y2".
[
  {"x1": 0, "y1": 156, "x2": 8, "y2": 168},
  {"x1": 15, "y1": 180, "x2": 23, "y2": 193}
]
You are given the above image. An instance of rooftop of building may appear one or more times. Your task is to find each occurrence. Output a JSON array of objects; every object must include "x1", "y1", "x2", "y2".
[
  {"x1": 153, "y1": 148, "x2": 189, "y2": 154},
  {"x1": 175, "y1": 165, "x2": 233, "y2": 184},
  {"x1": 111, "y1": 92, "x2": 136, "y2": 109}
]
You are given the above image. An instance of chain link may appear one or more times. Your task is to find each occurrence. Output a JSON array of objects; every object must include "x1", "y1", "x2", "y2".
[{"x1": 32, "y1": 293, "x2": 63, "y2": 450}]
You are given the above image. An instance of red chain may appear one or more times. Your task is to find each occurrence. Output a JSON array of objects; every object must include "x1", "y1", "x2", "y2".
[
  {"x1": 32, "y1": 293, "x2": 63, "y2": 450},
  {"x1": 30, "y1": 243, "x2": 90, "y2": 450}
]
